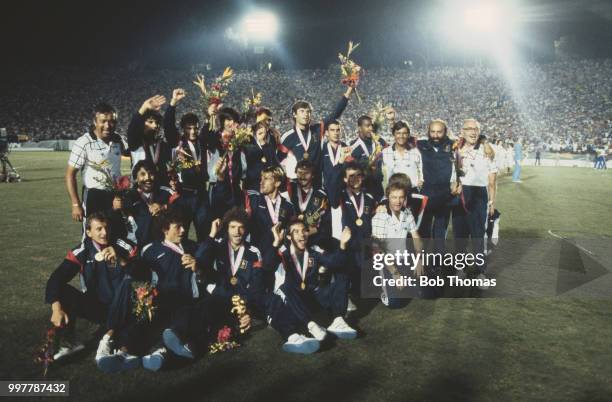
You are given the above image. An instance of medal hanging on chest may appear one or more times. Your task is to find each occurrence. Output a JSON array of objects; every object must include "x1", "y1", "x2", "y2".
[
  {"x1": 228, "y1": 243, "x2": 245, "y2": 286},
  {"x1": 349, "y1": 192, "x2": 365, "y2": 227},
  {"x1": 296, "y1": 127, "x2": 311, "y2": 160},
  {"x1": 290, "y1": 247, "x2": 309, "y2": 291},
  {"x1": 265, "y1": 196, "x2": 281, "y2": 224}
]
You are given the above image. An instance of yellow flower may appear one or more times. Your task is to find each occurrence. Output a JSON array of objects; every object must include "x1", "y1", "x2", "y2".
[{"x1": 222, "y1": 67, "x2": 234, "y2": 80}]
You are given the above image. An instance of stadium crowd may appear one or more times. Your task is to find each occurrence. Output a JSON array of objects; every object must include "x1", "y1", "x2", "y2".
[{"x1": 2, "y1": 59, "x2": 612, "y2": 155}]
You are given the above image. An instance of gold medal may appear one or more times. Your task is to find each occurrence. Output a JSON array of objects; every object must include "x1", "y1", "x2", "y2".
[
  {"x1": 355, "y1": 218, "x2": 363, "y2": 227},
  {"x1": 301, "y1": 281, "x2": 306, "y2": 290},
  {"x1": 230, "y1": 276, "x2": 238, "y2": 286},
  {"x1": 95, "y1": 252, "x2": 104, "y2": 262},
  {"x1": 261, "y1": 156, "x2": 267, "y2": 163},
  {"x1": 303, "y1": 152, "x2": 309, "y2": 160}
]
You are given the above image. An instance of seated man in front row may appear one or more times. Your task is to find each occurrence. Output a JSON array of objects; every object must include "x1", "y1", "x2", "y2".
[
  {"x1": 45, "y1": 212, "x2": 139, "y2": 367},
  {"x1": 169, "y1": 207, "x2": 323, "y2": 355},
  {"x1": 270, "y1": 218, "x2": 358, "y2": 341}
]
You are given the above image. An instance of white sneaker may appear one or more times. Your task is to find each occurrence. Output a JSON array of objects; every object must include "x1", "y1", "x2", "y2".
[
  {"x1": 307, "y1": 321, "x2": 327, "y2": 341},
  {"x1": 95, "y1": 337, "x2": 140, "y2": 374},
  {"x1": 142, "y1": 347, "x2": 166, "y2": 372},
  {"x1": 347, "y1": 297, "x2": 358, "y2": 312},
  {"x1": 54, "y1": 340, "x2": 85, "y2": 361},
  {"x1": 477, "y1": 273, "x2": 490, "y2": 290},
  {"x1": 282, "y1": 334, "x2": 320, "y2": 354},
  {"x1": 380, "y1": 291, "x2": 389, "y2": 307},
  {"x1": 95, "y1": 334, "x2": 113, "y2": 361},
  {"x1": 327, "y1": 316, "x2": 357, "y2": 340},
  {"x1": 163, "y1": 328, "x2": 194, "y2": 359}
]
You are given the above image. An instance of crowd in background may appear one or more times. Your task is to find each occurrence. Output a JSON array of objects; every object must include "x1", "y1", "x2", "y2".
[{"x1": 2, "y1": 59, "x2": 612, "y2": 154}]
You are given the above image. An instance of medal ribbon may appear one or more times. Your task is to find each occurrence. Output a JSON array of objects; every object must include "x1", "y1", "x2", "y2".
[
  {"x1": 296, "y1": 126, "x2": 311, "y2": 157},
  {"x1": 348, "y1": 191, "x2": 365, "y2": 219},
  {"x1": 327, "y1": 143, "x2": 342, "y2": 166},
  {"x1": 228, "y1": 243, "x2": 245, "y2": 277},
  {"x1": 265, "y1": 195, "x2": 281, "y2": 224},
  {"x1": 297, "y1": 187, "x2": 313, "y2": 212},
  {"x1": 290, "y1": 245, "x2": 309, "y2": 284}
]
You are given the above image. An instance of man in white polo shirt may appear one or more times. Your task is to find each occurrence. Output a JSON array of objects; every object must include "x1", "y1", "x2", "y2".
[
  {"x1": 66, "y1": 103, "x2": 127, "y2": 222},
  {"x1": 372, "y1": 180, "x2": 423, "y2": 308}
]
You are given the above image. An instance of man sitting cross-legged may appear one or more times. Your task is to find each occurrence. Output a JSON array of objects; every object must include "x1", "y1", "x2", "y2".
[
  {"x1": 197, "y1": 208, "x2": 321, "y2": 354},
  {"x1": 270, "y1": 218, "x2": 358, "y2": 342}
]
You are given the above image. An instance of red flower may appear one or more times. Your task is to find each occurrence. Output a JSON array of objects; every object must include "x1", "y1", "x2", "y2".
[
  {"x1": 209, "y1": 97, "x2": 222, "y2": 106},
  {"x1": 217, "y1": 326, "x2": 232, "y2": 343},
  {"x1": 136, "y1": 287, "x2": 147, "y2": 300},
  {"x1": 212, "y1": 83, "x2": 221, "y2": 91},
  {"x1": 114, "y1": 175, "x2": 131, "y2": 191},
  {"x1": 152, "y1": 288, "x2": 159, "y2": 297}
]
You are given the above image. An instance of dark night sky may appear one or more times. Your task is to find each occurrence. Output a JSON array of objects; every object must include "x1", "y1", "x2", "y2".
[{"x1": 1, "y1": 0, "x2": 611, "y2": 69}]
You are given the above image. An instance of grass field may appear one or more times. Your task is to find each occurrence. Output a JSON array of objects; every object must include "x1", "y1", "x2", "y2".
[{"x1": 1, "y1": 152, "x2": 612, "y2": 402}]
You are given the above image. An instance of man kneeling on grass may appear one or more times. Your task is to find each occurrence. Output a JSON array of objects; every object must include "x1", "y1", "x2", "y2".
[{"x1": 45, "y1": 212, "x2": 139, "y2": 370}]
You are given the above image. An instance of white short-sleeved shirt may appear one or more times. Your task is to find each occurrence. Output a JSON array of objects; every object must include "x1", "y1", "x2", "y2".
[
  {"x1": 372, "y1": 209, "x2": 417, "y2": 239},
  {"x1": 68, "y1": 132, "x2": 123, "y2": 190},
  {"x1": 382, "y1": 146, "x2": 423, "y2": 188},
  {"x1": 460, "y1": 146, "x2": 498, "y2": 187}
]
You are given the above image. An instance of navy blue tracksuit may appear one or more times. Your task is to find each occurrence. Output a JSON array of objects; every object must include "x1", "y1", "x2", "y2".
[
  {"x1": 45, "y1": 237, "x2": 138, "y2": 333},
  {"x1": 199, "y1": 237, "x2": 301, "y2": 339},
  {"x1": 272, "y1": 244, "x2": 350, "y2": 324},
  {"x1": 127, "y1": 113, "x2": 173, "y2": 186},
  {"x1": 286, "y1": 182, "x2": 332, "y2": 250},
  {"x1": 417, "y1": 138, "x2": 455, "y2": 239},
  {"x1": 349, "y1": 136, "x2": 388, "y2": 202},
  {"x1": 280, "y1": 95, "x2": 349, "y2": 175},
  {"x1": 123, "y1": 187, "x2": 176, "y2": 248}
]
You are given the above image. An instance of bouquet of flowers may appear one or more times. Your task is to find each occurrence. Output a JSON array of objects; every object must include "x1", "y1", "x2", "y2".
[
  {"x1": 370, "y1": 101, "x2": 392, "y2": 130},
  {"x1": 193, "y1": 67, "x2": 234, "y2": 131},
  {"x1": 131, "y1": 281, "x2": 158, "y2": 322},
  {"x1": 208, "y1": 295, "x2": 248, "y2": 354},
  {"x1": 34, "y1": 326, "x2": 63, "y2": 377},
  {"x1": 338, "y1": 41, "x2": 363, "y2": 102},
  {"x1": 220, "y1": 124, "x2": 254, "y2": 154},
  {"x1": 242, "y1": 88, "x2": 263, "y2": 114},
  {"x1": 208, "y1": 326, "x2": 240, "y2": 354},
  {"x1": 172, "y1": 147, "x2": 202, "y2": 173},
  {"x1": 88, "y1": 160, "x2": 131, "y2": 196}
]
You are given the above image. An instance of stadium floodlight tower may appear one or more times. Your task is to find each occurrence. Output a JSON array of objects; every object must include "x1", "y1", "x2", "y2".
[{"x1": 235, "y1": 10, "x2": 279, "y2": 70}]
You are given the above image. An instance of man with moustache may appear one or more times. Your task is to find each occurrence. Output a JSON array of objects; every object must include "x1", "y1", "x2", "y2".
[
  {"x1": 200, "y1": 209, "x2": 320, "y2": 354},
  {"x1": 127, "y1": 94, "x2": 173, "y2": 185},
  {"x1": 123, "y1": 160, "x2": 177, "y2": 248},
  {"x1": 287, "y1": 160, "x2": 332, "y2": 249},
  {"x1": 66, "y1": 103, "x2": 128, "y2": 222},
  {"x1": 416, "y1": 119, "x2": 460, "y2": 240}
]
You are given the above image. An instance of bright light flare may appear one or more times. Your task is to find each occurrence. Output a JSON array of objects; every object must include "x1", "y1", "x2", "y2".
[{"x1": 241, "y1": 11, "x2": 279, "y2": 42}]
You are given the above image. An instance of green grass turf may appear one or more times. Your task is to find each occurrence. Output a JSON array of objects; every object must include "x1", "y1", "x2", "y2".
[{"x1": 1, "y1": 152, "x2": 612, "y2": 402}]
